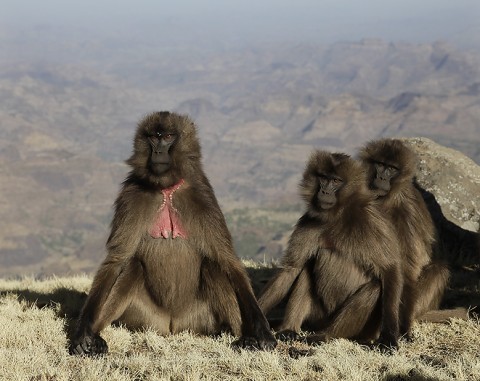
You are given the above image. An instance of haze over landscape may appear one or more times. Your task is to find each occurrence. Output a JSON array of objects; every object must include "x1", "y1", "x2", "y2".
[{"x1": 0, "y1": 0, "x2": 479, "y2": 276}]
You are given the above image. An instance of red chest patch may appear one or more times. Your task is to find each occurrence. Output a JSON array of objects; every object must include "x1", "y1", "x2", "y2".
[{"x1": 149, "y1": 179, "x2": 187, "y2": 239}]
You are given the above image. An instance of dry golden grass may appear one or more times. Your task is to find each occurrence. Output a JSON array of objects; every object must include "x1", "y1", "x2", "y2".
[{"x1": 0, "y1": 275, "x2": 479, "y2": 381}]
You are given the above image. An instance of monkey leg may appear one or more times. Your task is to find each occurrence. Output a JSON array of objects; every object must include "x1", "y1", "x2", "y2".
[
  {"x1": 277, "y1": 269, "x2": 323, "y2": 341},
  {"x1": 70, "y1": 258, "x2": 143, "y2": 356},
  {"x1": 414, "y1": 261, "x2": 450, "y2": 317},
  {"x1": 117, "y1": 286, "x2": 172, "y2": 335},
  {"x1": 306, "y1": 280, "x2": 381, "y2": 345},
  {"x1": 122, "y1": 262, "x2": 247, "y2": 337},
  {"x1": 413, "y1": 262, "x2": 468, "y2": 323}
]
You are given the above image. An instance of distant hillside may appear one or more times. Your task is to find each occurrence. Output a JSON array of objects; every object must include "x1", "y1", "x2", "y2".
[{"x1": 0, "y1": 36, "x2": 479, "y2": 275}]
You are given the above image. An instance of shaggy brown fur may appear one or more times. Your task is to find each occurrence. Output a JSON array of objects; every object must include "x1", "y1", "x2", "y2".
[
  {"x1": 70, "y1": 112, "x2": 276, "y2": 356},
  {"x1": 258, "y1": 150, "x2": 403, "y2": 349},
  {"x1": 359, "y1": 138, "x2": 452, "y2": 338}
]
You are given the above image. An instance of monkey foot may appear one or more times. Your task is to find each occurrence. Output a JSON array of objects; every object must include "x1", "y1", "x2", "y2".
[{"x1": 69, "y1": 333, "x2": 108, "y2": 356}]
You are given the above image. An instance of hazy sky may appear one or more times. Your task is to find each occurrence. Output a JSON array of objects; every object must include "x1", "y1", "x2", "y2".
[{"x1": 1, "y1": 0, "x2": 479, "y2": 47}]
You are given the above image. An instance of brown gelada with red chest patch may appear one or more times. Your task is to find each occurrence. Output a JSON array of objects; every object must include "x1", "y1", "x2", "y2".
[{"x1": 69, "y1": 111, "x2": 276, "y2": 356}]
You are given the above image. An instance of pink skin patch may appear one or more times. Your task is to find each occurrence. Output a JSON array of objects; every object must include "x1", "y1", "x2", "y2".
[{"x1": 149, "y1": 179, "x2": 187, "y2": 239}]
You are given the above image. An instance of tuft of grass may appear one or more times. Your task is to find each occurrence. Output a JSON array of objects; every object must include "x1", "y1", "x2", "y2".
[{"x1": 0, "y1": 274, "x2": 479, "y2": 381}]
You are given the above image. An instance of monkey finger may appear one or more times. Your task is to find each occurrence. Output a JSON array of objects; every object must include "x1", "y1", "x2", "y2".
[
  {"x1": 231, "y1": 336, "x2": 259, "y2": 351},
  {"x1": 91, "y1": 335, "x2": 108, "y2": 355},
  {"x1": 69, "y1": 334, "x2": 108, "y2": 356},
  {"x1": 69, "y1": 344, "x2": 83, "y2": 356},
  {"x1": 275, "y1": 329, "x2": 303, "y2": 342},
  {"x1": 69, "y1": 342, "x2": 93, "y2": 356},
  {"x1": 257, "y1": 336, "x2": 278, "y2": 351},
  {"x1": 231, "y1": 336, "x2": 276, "y2": 351},
  {"x1": 376, "y1": 344, "x2": 397, "y2": 355},
  {"x1": 370, "y1": 337, "x2": 399, "y2": 354},
  {"x1": 401, "y1": 332, "x2": 414, "y2": 343},
  {"x1": 69, "y1": 338, "x2": 90, "y2": 356},
  {"x1": 257, "y1": 329, "x2": 278, "y2": 350}
]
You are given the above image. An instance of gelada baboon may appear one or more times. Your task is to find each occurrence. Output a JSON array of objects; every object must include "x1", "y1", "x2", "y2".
[
  {"x1": 258, "y1": 151, "x2": 403, "y2": 349},
  {"x1": 358, "y1": 138, "x2": 455, "y2": 337},
  {"x1": 70, "y1": 111, "x2": 276, "y2": 355}
]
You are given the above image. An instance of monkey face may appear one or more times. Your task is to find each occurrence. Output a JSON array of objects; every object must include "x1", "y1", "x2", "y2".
[
  {"x1": 147, "y1": 131, "x2": 177, "y2": 175},
  {"x1": 359, "y1": 139, "x2": 417, "y2": 199},
  {"x1": 371, "y1": 162, "x2": 399, "y2": 197},
  {"x1": 300, "y1": 150, "x2": 362, "y2": 215},
  {"x1": 127, "y1": 111, "x2": 201, "y2": 188},
  {"x1": 316, "y1": 174, "x2": 344, "y2": 209}
]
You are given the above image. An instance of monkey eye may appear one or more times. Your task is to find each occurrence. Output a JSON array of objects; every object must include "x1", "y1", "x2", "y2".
[
  {"x1": 155, "y1": 132, "x2": 176, "y2": 143},
  {"x1": 317, "y1": 175, "x2": 328, "y2": 184},
  {"x1": 162, "y1": 133, "x2": 176, "y2": 143},
  {"x1": 386, "y1": 166, "x2": 399, "y2": 176},
  {"x1": 148, "y1": 135, "x2": 159, "y2": 145}
]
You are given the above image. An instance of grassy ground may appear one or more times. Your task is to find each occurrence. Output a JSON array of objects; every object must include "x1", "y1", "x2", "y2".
[{"x1": 0, "y1": 275, "x2": 479, "y2": 381}]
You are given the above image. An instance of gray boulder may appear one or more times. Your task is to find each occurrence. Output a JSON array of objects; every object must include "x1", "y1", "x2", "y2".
[
  {"x1": 405, "y1": 137, "x2": 479, "y2": 232},
  {"x1": 404, "y1": 137, "x2": 479, "y2": 309}
]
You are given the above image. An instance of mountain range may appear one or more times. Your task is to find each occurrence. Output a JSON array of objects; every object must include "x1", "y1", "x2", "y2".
[{"x1": 1, "y1": 34, "x2": 479, "y2": 276}]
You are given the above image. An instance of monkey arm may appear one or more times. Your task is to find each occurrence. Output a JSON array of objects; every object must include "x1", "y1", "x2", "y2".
[
  {"x1": 257, "y1": 266, "x2": 303, "y2": 315},
  {"x1": 218, "y1": 255, "x2": 278, "y2": 350},
  {"x1": 258, "y1": 225, "x2": 316, "y2": 315},
  {"x1": 76, "y1": 189, "x2": 144, "y2": 334},
  {"x1": 354, "y1": 208, "x2": 403, "y2": 349},
  {"x1": 195, "y1": 202, "x2": 276, "y2": 349},
  {"x1": 377, "y1": 264, "x2": 403, "y2": 349},
  {"x1": 374, "y1": 224, "x2": 404, "y2": 349},
  {"x1": 70, "y1": 191, "x2": 145, "y2": 356},
  {"x1": 226, "y1": 263, "x2": 278, "y2": 350}
]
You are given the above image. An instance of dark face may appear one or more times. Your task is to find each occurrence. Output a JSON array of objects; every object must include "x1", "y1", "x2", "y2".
[
  {"x1": 371, "y1": 162, "x2": 398, "y2": 196},
  {"x1": 317, "y1": 174, "x2": 344, "y2": 210},
  {"x1": 147, "y1": 130, "x2": 177, "y2": 175}
]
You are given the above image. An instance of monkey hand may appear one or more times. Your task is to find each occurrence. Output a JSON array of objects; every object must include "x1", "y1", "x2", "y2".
[
  {"x1": 401, "y1": 332, "x2": 414, "y2": 343},
  {"x1": 372, "y1": 334, "x2": 399, "y2": 353},
  {"x1": 275, "y1": 329, "x2": 303, "y2": 342},
  {"x1": 231, "y1": 326, "x2": 277, "y2": 351},
  {"x1": 69, "y1": 330, "x2": 108, "y2": 356}
]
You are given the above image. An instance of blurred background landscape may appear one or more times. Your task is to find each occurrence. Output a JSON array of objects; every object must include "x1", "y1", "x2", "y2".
[{"x1": 1, "y1": 0, "x2": 479, "y2": 276}]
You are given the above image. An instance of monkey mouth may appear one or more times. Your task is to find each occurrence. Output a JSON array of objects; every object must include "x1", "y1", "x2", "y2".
[
  {"x1": 150, "y1": 162, "x2": 171, "y2": 175},
  {"x1": 319, "y1": 201, "x2": 335, "y2": 210},
  {"x1": 372, "y1": 188, "x2": 389, "y2": 197}
]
